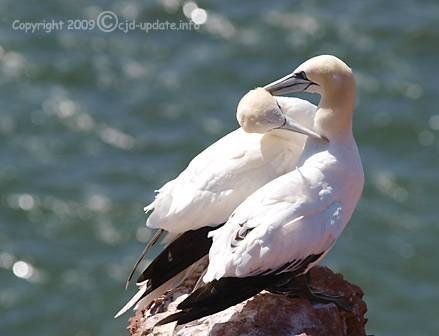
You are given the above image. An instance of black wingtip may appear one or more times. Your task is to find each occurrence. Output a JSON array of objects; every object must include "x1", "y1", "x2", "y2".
[
  {"x1": 155, "y1": 312, "x2": 184, "y2": 326},
  {"x1": 156, "y1": 276, "x2": 273, "y2": 326},
  {"x1": 155, "y1": 255, "x2": 326, "y2": 325},
  {"x1": 136, "y1": 225, "x2": 220, "y2": 287},
  {"x1": 156, "y1": 308, "x2": 217, "y2": 326}
]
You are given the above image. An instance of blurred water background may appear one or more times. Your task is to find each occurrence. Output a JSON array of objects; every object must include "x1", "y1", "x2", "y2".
[{"x1": 0, "y1": 0, "x2": 438, "y2": 335}]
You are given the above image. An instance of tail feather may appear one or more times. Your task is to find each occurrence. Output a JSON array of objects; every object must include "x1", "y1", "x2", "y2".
[
  {"x1": 155, "y1": 311, "x2": 188, "y2": 326},
  {"x1": 135, "y1": 262, "x2": 197, "y2": 310},
  {"x1": 116, "y1": 225, "x2": 223, "y2": 318},
  {"x1": 114, "y1": 284, "x2": 147, "y2": 318},
  {"x1": 157, "y1": 253, "x2": 325, "y2": 325},
  {"x1": 156, "y1": 275, "x2": 275, "y2": 325},
  {"x1": 116, "y1": 257, "x2": 206, "y2": 318},
  {"x1": 126, "y1": 228, "x2": 165, "y2": 289}
]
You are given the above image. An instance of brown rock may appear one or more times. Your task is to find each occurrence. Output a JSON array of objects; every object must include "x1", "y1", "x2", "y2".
[{"x1": 126, "y1": 264, "x2": 368, "y2": 336}]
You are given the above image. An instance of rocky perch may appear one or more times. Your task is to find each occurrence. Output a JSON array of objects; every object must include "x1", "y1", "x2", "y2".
[{"x1": 127, "y1": 264, "x2": 368, "y2": 336}]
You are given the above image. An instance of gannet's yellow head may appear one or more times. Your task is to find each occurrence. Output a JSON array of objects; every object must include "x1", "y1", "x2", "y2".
[
  {"x1": 264, "y1": 55, "x2": 354, "y2": 96},
  {"x1": 264, "y1": 55, "x2": 356, "y2": 140},
  {"x1": 236, "y1": 88, "x2": 326, "y2": 140},
  {"x1": 237, "y1": 88, "x2": 282, "y2": 133}
]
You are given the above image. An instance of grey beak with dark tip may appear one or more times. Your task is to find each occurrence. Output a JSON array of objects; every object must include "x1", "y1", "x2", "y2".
[
  {"x1": 264, "y1": 72, "x2": 318, "y2": 96},
  {"x1": 265, "y1": 72, "x2": 327, "y2": 141},
  {"x1": 276, "y1": 114, "x2": 328, "y2": 141}
]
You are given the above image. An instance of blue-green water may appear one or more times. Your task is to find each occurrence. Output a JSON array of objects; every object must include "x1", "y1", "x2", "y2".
[{"x1": 1, "y1": 1, "x2": 438, "y2": 335}]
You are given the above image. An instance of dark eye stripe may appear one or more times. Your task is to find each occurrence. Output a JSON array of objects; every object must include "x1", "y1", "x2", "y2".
[
  {"x1": 300, "y1": 71, "x2": 308, "y2": 80},
  {"x1": 293, "y1": 71, "x2": 308, "y2": 80}
]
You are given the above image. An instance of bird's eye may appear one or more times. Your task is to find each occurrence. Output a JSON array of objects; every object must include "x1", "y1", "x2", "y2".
[{"x1": 294, "y1": 71, "x2": 308, "y2": 80}]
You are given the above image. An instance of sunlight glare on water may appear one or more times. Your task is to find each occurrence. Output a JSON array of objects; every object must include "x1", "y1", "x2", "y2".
[{"x1": 12, "y1": 261, "x2": 34, "y2": 280}]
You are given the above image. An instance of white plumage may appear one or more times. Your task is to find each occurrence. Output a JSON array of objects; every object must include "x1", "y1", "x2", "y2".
[
  {"x1": 145, "y1": 92, "x2": 319, "y2": 233},
  {"x1": 205, "y1": 136, "x2": 363, "y2": 282},
  {"x1": 116, "y1": 89, "x2": 324, "y2": 317},
  {"x1": 204, "y1": 55, "x2": 364, "y2": 283},
  {"x1": 156, "y1": 55, "x2": 365, "y2": 326}
]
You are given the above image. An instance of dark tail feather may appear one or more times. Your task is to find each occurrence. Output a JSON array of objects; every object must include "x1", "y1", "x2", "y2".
[
  {"x1": 126, "y1": 228, "x2": 164, "y2": 289},
  {"x1": 156, "y1": 253, "x2": 325, "y2": 326},
  {"x1": 157, "y1": 275, "x2": 276, "y2": 326},
  {"x1": 116, "y1": 225, "x2": 222, "y2": 318},
  {"x1": 137, "y1": 225, "x2": 222, "y2": 295},
  {"x1": 155, "y1": 311, "x2": 187, "y2": 326}
]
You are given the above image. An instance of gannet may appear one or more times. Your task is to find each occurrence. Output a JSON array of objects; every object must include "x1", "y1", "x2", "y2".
[
  {"x1": 115, "y1": 89, "x2": 326, "y2": 317},
  {"x1": 157, "y1": 55, "x2": 364, "y2": 326}
]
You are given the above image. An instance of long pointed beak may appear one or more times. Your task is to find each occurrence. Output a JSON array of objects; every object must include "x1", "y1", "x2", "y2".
[
  {"x1": 276, "y1": 114, "x2": 328, "y2": 141},
  {"x1": 264, "y1": 73, "x2": 317, "y2": 96}
]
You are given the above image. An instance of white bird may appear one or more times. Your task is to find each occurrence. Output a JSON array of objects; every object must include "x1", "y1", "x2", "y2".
[
  {"x1": 115, "y1": 88, "x2": 325, "y2": 317},
  {"x1": 145, "y1": 88, "x2": 324, "y2": 234},
  {"x1": 157, "y1": 55, "x2": 364, "y2": 326}
]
